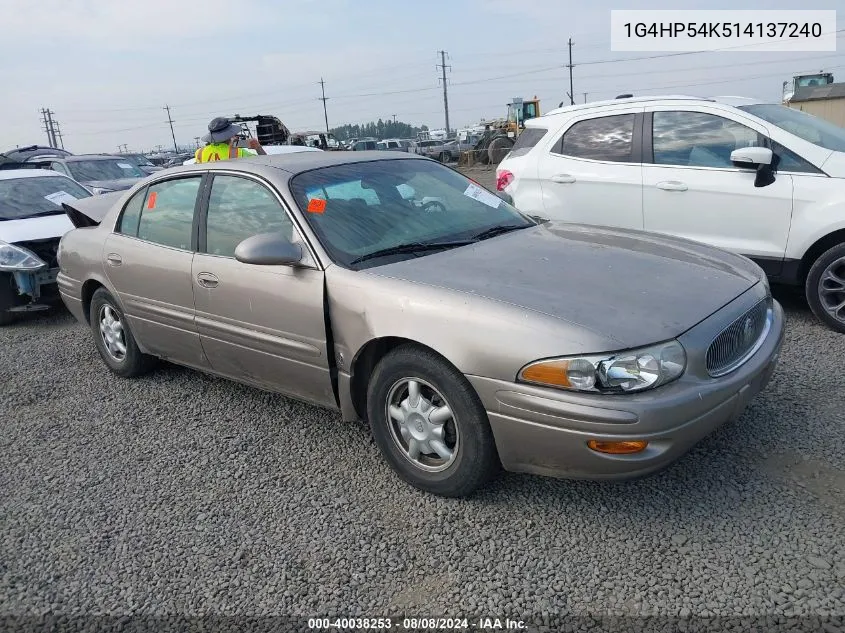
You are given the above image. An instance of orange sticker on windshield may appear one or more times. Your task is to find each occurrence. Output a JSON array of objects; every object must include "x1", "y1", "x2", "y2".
[
  {"x1": 146, "y1": 191, "x2": 158, "y2": 210},
  {"x1": 307, "y1": 198, "x2": 326, "y2": 214}
]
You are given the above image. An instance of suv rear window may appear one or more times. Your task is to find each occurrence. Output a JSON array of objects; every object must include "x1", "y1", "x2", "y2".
[{"x1": 509, "y1": 128, "x2": 547, "y2": 158}]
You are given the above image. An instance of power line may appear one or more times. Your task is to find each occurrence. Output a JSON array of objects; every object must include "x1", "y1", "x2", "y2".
[
  {"x1": 437, "y1": 50, "x2": 451, "y2": 133},
  {"x1": 577, "y1": 28, "x2": 845, "y2": 67}
]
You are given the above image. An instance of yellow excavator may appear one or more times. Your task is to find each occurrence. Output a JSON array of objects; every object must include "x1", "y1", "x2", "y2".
[{"x1": 461, "y1": 96, "x2": 541, "y2": 166}]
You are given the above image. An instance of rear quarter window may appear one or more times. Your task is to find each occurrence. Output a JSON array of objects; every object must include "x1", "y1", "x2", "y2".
[{"x1": 508, "y1": 128, "x2": 548, "y2": 158}]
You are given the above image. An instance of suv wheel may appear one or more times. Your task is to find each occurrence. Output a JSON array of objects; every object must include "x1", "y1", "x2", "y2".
[{"x1": 806, "y1": 242, "x2": 845, "y2": 333}]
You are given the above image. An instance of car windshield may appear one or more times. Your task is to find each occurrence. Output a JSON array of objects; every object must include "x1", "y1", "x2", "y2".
[
  {"x1": 738, "y1": 104, "x2": 845, "y2": 152},
  {"x1": 289, "y1": 158, "x2": 535, "y2": 268},
  {"x1": 0, "y1": 175, "x2": 92, "y2": 221},
  {"x1": 124, "y1": 154, "x2": 154, "y2": 167},
  {"x1": 67, "y1": 159, "x2": 146, "y2": 181}
]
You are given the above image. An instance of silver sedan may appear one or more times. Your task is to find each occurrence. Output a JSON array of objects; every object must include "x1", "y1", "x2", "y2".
[{"x1": 55, "y1": 152, "x2": 784, "y2": 497}]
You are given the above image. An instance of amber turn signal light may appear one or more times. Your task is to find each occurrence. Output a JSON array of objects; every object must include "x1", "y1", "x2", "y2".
[{"x1": 587, "y1": 440, "x2": 649, "y2": 454}]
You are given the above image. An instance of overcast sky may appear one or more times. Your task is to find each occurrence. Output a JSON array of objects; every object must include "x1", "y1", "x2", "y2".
[{"x1": 1, "y1": 0, "x2": 843, "y2": 153}]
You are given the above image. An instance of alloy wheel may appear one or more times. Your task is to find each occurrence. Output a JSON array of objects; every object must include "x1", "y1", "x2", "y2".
[
  {"x1": 385, "y1": 377, "x2": 459, "y2": 473},
  {"x1": 98, "y1": 304, "x2": 127, "y2": 362},
  {"x1": 818, "y1": 255, "x2": 845, "y2": 326}
]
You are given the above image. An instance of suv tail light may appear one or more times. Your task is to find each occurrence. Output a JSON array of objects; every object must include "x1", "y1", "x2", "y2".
[{"x1": 496, "y1": 170, "x2": 514, "y2": 191}]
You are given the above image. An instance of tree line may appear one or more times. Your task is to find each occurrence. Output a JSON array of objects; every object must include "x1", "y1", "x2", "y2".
[{"x1": 330, "y1": 119, "x2": 429, "y2": 141}]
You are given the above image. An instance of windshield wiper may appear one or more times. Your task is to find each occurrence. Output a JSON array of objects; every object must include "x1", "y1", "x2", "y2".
[
  {"x1": 10, "y1": 209, "x2": 65, "y2": 220},
  {"x1": 470, "y1": 223, "x2": 529, "y2": 241},
  {"x1": 349, "y1": 240, "x2": 475, "y2": 265}
]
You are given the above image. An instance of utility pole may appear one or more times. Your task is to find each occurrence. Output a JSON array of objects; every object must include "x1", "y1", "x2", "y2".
[
  {"x1": 194, "y1": 136, "x2": 201, "y2": 148},
  {"x1": 41, "y1": 108, "x2": 58, "y2": 147},
  {"x1": 567, "y1": 38, "x2": 575, "y2": 105},
  {"x1": 163, "y1": 105, "x2": 178, "y2": 153},
  {"x1": 54, "y1": 120, "x2": 65, "y2": 149},
  {"x1": 437, "y1": 50, "x2": 451, "y2": 134},
  {"x1": 583, "y1": 93, "x2": 588, "y2": 104},
  {"x1": 318, "y1": 78, "x2": 330, "y2": 135}
]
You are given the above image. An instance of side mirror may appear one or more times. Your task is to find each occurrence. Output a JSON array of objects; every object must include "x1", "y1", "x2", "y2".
[
  {"x1": 730, "y1": 146, "x2": 773, "y2": 168},
  {"x1": 234, "y1": 232, "x2": 303, "y2": 266},
  {"x1": 731, "y1": 147, "x2": 780, "y2": 188}
]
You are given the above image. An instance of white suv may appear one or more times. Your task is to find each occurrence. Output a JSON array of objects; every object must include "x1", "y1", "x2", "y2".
[{"x1": 497, "y1": 95, "x2": 845, "y2": 332}]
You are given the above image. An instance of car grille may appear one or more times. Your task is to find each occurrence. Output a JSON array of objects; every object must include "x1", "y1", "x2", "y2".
[{"x1": 706, "y1": 297, "x2": 772, "y2": 377}]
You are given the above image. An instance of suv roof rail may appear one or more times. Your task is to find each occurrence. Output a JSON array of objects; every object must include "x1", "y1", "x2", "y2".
[{"x1": 540, "y1": 94, "x2": 715, "y2": 118}]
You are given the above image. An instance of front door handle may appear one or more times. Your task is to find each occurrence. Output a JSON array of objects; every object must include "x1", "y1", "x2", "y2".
[
  {"x1": 550, "y1": 173, "x2": 576, "y2": 184},
  {"x1": 656, "y1": 180, "x2": 688, "y2": 191},
  {"x1": 196, "y1": 272, "x2": 219, "y2": 288},
  {"x1": 106, "y1": 253, "x2": 122, "y2": 266}
]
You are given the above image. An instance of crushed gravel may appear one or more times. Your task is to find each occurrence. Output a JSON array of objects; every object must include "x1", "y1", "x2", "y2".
[{"x1": 1, "y1": 285, "x2": 843, "y2": 631}]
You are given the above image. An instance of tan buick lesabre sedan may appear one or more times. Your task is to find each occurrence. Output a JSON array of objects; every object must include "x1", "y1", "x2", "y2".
[{"x1": 56, "y1": 152, "x2": 784, "y2": 497}]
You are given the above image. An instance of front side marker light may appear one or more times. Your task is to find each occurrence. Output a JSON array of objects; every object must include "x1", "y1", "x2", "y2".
[{"x1": 587, "y1": 440, "x2": 648, "y2": 454}]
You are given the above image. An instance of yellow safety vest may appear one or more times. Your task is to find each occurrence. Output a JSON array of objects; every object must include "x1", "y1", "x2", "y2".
[{"x1": 194, "y1": 143, "x2": 253, "y2": 163}]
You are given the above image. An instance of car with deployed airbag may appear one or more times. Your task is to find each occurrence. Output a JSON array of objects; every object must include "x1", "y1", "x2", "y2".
[{"x1": 55, "y1": 152, "x2": 784, "y2": 497}]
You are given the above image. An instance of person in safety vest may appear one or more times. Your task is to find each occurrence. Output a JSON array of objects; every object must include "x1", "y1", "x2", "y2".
[{"x1": 194, "y1": 117, "x2": 267, "y2": 163}]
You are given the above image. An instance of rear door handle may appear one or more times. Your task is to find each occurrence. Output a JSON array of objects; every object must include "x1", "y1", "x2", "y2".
[
  {"x1": 550, "y1": 173, "x2": 576, "y2": 184},
  {"x1": 196, "y1": 272, "x2": 219, "y2": 288},
  {"x1": 656, "y1": 180, "x2": 688, "y2": 191},
  {"x1": 106, "y1": 253, "x2": 122, "y2": 266}
]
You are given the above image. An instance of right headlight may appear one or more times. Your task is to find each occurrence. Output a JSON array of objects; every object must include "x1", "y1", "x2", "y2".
[
  {"x1": 518, "y1": 340, "x2": 687, "y2": 394},
  {"x1": 0, "y1": 240, "x2": 46, "y2": 271}
]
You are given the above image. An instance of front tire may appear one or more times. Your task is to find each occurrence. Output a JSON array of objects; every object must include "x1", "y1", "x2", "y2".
[
  {"x1": 89, "y1": 287, "x2": 157, "y2": 377},
  {"x1": 806, "y1": 243, "x2": 845, "y2": 333},
  {"x1": 366, "y1": 345, "x2": 499, "y2": 497}
]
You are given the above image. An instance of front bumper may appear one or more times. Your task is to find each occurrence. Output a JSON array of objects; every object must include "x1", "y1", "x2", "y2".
[
  {"x1": 468, "y1": 291, "x2": 785, "y2": 480},
  {"x1": 1, "y1": 267, "x2": 62, "y2": 313}
]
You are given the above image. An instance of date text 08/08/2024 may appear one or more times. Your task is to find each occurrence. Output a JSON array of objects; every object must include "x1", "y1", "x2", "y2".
[{"x1": 307, "y1": 617, "x2": 527, "y2": 630}]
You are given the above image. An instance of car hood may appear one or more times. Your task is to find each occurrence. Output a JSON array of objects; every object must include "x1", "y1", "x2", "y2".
[
  {"x1": 368, "y1": 222, "x2": 764, "y2": 348},
  {"x1": 80, "y1": 178, "x2": 142, "y2": 191},
  {"x1": 0, "y1": 213, "x2": 74, "y2": 243}
]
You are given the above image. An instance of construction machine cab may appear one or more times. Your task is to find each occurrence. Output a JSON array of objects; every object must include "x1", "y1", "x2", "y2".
[
  {"x1": 506, "y1": 97, "x2": 541, "y2": 136},
  {"x1": 228, "y1": 114, "x2": 291, "y2": 146}
]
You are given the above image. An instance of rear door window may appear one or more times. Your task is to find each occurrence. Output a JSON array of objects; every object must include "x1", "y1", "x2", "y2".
[
  {"x1": 509, "y1": 128, "x2": 548, "y2": 158},
  {"x1": 554, "y1": 114, "x2": 636, "y2": 162},
  {"x1": 136, "y1": 177, "x2": 202, "y2": 250}
]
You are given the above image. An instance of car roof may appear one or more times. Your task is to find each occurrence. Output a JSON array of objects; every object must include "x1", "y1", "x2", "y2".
[
  {"x1": 63, "y1": 154, "x2": 127, "y2": 162},
  {"x1": 0, "y1": 168, "x2": 72, "y2": 181},
  {"x1": 538, "y1": 94, "x2": 769, "y2": 121},
  {"x1": 166, "y1": 150, "x2": 429, "y2": 178}
]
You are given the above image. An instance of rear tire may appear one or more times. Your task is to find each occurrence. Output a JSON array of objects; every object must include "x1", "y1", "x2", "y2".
[
  {"x1": 806, "y1": 243, "x2": 845, "y2": 333},
  {"x1": 89, "y1": 287, "x2": 157, "y2": 377},
  {"x1": 366, "y1": 344, "x2": 499, "y2": 497},
  {"x1": 488, "y1": 136, "x2": 514, "y2": 164}
]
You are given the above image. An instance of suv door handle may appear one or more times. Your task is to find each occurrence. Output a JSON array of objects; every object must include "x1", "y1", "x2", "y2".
[
  {"x1": 656, "y1": 180, "x2": 688, "y2": 191},
  {"x1": 551, "y1": 173, "x2": 576, "y2": 184},
  {"x1": 196, "y1": 272, "x2": 219, "y2": 288},
  {"x1": 106, "y1": 253, "x2": 122, "y2": 266}
]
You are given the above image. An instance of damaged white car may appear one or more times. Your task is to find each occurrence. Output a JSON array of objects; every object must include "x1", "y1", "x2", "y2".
[{"x1": 0, "y1": 169, "x2": 93, "y2": 324}]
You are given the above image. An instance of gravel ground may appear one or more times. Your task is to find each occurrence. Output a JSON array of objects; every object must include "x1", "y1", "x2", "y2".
[{"x1": 1, "y1": 180, "x2": 844, "y2": 631}]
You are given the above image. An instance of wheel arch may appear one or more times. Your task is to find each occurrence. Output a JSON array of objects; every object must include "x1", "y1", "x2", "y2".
[
  {"x1": 80, "y1": 279, "x2": 107, "y2": 324},
  {"x1": 348, "y1": 336, "x2": 458, "y2": 422},
  {"x1": 799, "y1": 228, "x2": 845, "y2": 284}
]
